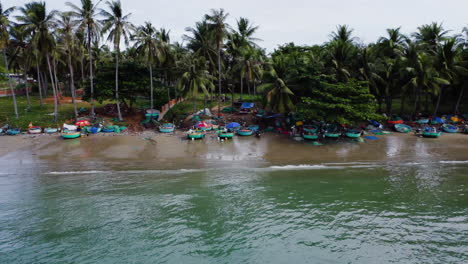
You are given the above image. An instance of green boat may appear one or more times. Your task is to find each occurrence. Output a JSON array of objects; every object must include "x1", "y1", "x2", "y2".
[
  {"x1": 324, "y1": 124, "x2": 340, "y2": 138},
  {"x1": 187, "y1": 131, "x2": 205, "y2": 140},
  {"x1": 422, "y1": 131, "x2": 442, "y2": 138},
  {"x1": 344, "y1": 129, "x2": 362, "y2": 138},
  {"x1": 237, "y1": 128, "x2": 253, "y2": 136},
  {"x1": 159, "y1": 123, "x2": 175, "y2": 133},
  {"x1": 394, "y1": 124, "x2": 412, "y2": 133},
  {"x1": 44, "y1": 127, "x2": 58, "y2": 134},
  {"x1": 218, "y1": 131, "x2": 235, "y2": 139},
  {"x1": 62, "y1": 131, "x2": 81, "y2": 139},
  {"x1": 303, "y1": 133, "x2": 319, "y2": 140},
  {"x1": 465, "y1": 126, "x2": 468, "y2": 134}
]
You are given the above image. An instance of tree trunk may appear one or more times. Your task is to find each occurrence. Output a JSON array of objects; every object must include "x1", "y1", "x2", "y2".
[
  {"x1": 88, "y1": 31, "x2": 95, "y2": 118},
  {"x1": 385, "y1": 96, "x2": 393, "y2": 116},
  {"x1": 68, "y1": 51, "x2": 78, "y2": 119},
  {"x1": 247, "y1": 77, "x2": 251, "y2": 96},
  {"x1": 193, "y1": 96, "x2": 197, "y2": 114},
  {"x1": 166, "y1": 72, "x2": 170, "y2": 104},
  {"x1": 35, "y1": 54, "x2": 43, "y2": 105},
  {"x1": 80, "y1": 54, "x2": 85, "y2": 88},
  {"x1": 23, "y1": 66, "x2": 31, "y2": 110},
  {"x1": 217, "y1": 49, "x2": 221, "y2": 117},
  {"x1": 399, "y1": 95, "x2": 406, "y2": 115},
  {"x1": 42, "y1": 71, "x2": 48, "y2": 97},
  {"x1": 115, "y1": 48, "x2": 123, "y2": 121},
  {"x1": 433, "y1": 87, "x2": 443, "y2": 116},
  {"x1": 240, "y1": 75, "x2": 243, "y2": 101},
  {"x1": 4, "y1": 49, "x2": 18, "y2": 119},
  {"x1": 454, "y1": 83, "x2": 466, "y2": 113},
  {"x1": 46, "y1": 54, "x2": 58, "y2": 122},
  {"x1": 53, "y1": 57, "x2": 61, "y2": 105},
  {"x1": 149, "y1": 64, "x2": 154, "y2": 109},
  {"x1": 254, "y1": 81, "x2": 256, "y2": 97}
]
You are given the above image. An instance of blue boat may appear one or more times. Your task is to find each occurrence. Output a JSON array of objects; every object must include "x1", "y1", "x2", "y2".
[
  {"x1": 441, "y1": 124, "x2": 459, "y2": 133},
  {"x1": 394, "y1": 124, "x2": 412, "y2": 133},
  {"x1": 102, "y1": 126, "x2": 115, "y2": 133},
  {"x1": 6, "y1": 128, "x2": 21, "y2": 135},
  {"x1": 248, "y1": 125, "x2": 259, "y2": 132}
]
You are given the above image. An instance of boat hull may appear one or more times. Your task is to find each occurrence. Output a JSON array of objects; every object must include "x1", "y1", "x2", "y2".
[
  {"x1": 159, "y1": 127, "x2": 175, "y2": 133},
  {"x1": 303, "y1": 134, "x2": 319, "y2": 140},
  {"x1": 6, "y1": 129, "x2": 21, "y2": 135},
  {"x1": 28, "y1": 127, "x2": 42, "y2": 134},
  {"x1": 394, "y1": 124, "x2": 412, "y2": 133},
  {"x1": 218, "y1": 132, "x2": 234, "y2": 139},
  {"x1": 345, "y1": 133, "x2": 361, "y2": 138},
  {"x1": 303, "y1": 125, "x2": 318, "y2": 133},
  {"x1": 187, "y1": 133, "x2": 204, "y2": 140},
  {"x1": 44, "y1": 128, "x2": 58, "y2": 134},
  {"x1": 441, "y1": 124, "x2": 459, "y2": 133},
  {"x1": 422, "y1": 132, "x2": 442, "y2": 138},
  {"x1": 62, "y1": 132, "x2": 81, "y2": 139},
  {"x1": 325, "y1": 133, "x2": 340, "y2": 138},
  {"x1": 237, "y1": 130, "x2": 253, "y2": 136}
]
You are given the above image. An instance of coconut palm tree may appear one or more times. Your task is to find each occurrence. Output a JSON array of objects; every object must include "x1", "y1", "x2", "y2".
[
  {"x1": 257, "y1": 57, "x2": 295, "y2": 113},
  {"x1": 16, "y1": 1, "x2": 59, "y2": 121},
  {"x1": 176, "y1": 55, "x2": 214, "y2": 113},
  {"x1": 205, "y1": 8, "x2": 229, "y2": 116},
  {"x1": 132, "y1": 22, "x2": 165, "y2": 109},
  {"x1": 413, "y1": 22, "x2": 449, "y2": 53},
  {"x1": 56, "y1": 12, "x2": 79, "y2": 118},
  {"x1": 100, "y1": 0, "x2": 133, "y2": 121},
  {"x1": 0, "y1": 3, "x2": 18, "y2": 119},
  {"x1": 66, "y1": 0, "x2": 101, "y2": 118}
]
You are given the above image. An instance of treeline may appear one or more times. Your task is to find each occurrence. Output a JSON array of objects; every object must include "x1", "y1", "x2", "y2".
[{"x1": 1, "y1": 0, "x2": 467, "y2": 123}]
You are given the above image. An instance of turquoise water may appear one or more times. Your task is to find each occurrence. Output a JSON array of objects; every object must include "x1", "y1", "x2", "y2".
[{"x1": 1, "y1": 161, "x2": 467, "y2": 263}]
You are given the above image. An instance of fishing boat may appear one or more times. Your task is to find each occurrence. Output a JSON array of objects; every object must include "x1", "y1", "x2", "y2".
[
  {"x1": 248, "y1": 125, "x2": 260, "y2": 132},
  {"x1": 187, "y1": 131, "x2": 205, "y2": 140},
  {"x1": 441, "y1": 124, "x2": 459, "y2": 133},
  {"x1": 102, "y1": 126, "x2": 115, "y2": 133},
  {"x1": 28, "y1": 126, "x2": 42, "y2": 134},
  {"x1": 303, "y1": 124, "x2": 319, "y2": 133},
  {"x1": 387, "y1": 119, "x2": 404, "y2": 124},
  {"x1": 345, "y1": 129, "x2": 362, "y2": 138},
  {"x1": 416, "y1": 119, "x2": 430, "y2": 124},
  {"x1": 62, "y1": 131, "x2": 81, "y2": 139},
  {"x1": 6, "y1": 128, "x2": 21, "y2": 135},
  {"x1": 218, "y1": 131, "x2": 235, "y2": 139},
  {"x1": 302, "y1": 132, "x2": 319, "y2": 140},
  {"x1": 237, "y1": 128, "x2": 253, "y2": 136},
  {"x1": 85, "y1": 126, "x2": 101, "y2": 134},
  {"x1": 44, "y1": 127, "x2": 58, "y2": 134},
  {"x1": 324, "y1": 124, "x2": 341, "y2": 138},
  {"x1": 422, "y1": 127, "x2": 442, "y2": 138},
  {"x1": 394, "y1": 124, "x2": 412, "y2": 133},
  {"x1": 159, "y1": 123, "x2": 175, "y2": 133}
]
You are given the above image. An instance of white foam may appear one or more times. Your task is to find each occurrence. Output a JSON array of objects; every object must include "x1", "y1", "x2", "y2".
[
  {"x1": 46, "y1": 170, "x2": 107, "y2": 175},
  {"x1": 439, "y1": 160, "x2": 468, "y2": 164}
]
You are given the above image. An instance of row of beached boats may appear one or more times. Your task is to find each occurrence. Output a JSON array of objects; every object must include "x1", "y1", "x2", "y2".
[
  {"x1": 0, "y1": 121, "x2": 127, "y2": 139},
  {"x1": 157, "y1": 122, "x2": 260, "y2": 140},
  {"x1": 300, "y1": 124, "x2": 363, "y2": 140},
  {"x1": 393, "y1": 123, "x2": 468, "y2": 138}
]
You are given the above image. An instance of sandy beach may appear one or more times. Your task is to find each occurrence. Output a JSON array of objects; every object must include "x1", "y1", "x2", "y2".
[{"x1": 1, "y1": 131, "x2": 467, "y2": 171}]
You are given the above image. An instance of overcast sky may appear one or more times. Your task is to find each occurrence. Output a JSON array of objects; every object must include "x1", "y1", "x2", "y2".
[{"x1": 5, "y1": 0, "x2": 468, "y2": 52}]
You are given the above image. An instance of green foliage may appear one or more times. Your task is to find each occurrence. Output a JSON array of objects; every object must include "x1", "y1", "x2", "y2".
[
  {"x1": 299, "y1": 79, "x2": 380, "y2": 124},
  {"x1": 84, "y1": 62, "x2": 149, "y2": 107}
]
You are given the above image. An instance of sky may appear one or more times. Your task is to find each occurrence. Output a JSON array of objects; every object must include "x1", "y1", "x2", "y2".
[{"x1": 5, "y1": 0, "x2": 468, "y2": 52}]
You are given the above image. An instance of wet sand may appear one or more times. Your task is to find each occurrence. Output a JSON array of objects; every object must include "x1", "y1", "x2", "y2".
[{"x1": 1, "y1": 131, "x2": 467, "y2": 171}]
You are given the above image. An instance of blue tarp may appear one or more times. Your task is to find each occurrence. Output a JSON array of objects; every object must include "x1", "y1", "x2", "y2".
[
  {"x1": 241, "y1": 102, "x2": 254, "y2": 109},
  {"x1": 226, "y1": 122, "x2": 241, "y2": 129},
  {"x1": 432, "y1": 117, "x2": 445, "y2": 124}
]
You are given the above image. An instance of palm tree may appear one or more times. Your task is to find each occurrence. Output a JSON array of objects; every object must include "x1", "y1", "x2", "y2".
[
  {"x1": 132, "y1": 22, "x2": 165, "y2": 110},
  {"x1": 176, "y1": 55, "x2": 214, "y2": 113},
  {"x1": 0, "y1": 3, "x2": 18, "y2": 119},
  {"x1": 66, "y1": 0, "x2": 101, "y2": 118},
  {"x1": 205, "y1": 8, "x2": 229, "y2": 116},
  {"x1": 17, "y1": 1, "x2": 59, "y2": 121},
  {"x1": 413, "y1": 22, "x2": 449, "y2": 53},
  {"x1": 56, "y1": 12, "x2": 79, "y2": 118},
  {"x1": 257, "y1": 57, "x2": 295, "y2": 113},
  {"x1": 330, "y1": 25, "x2": 356, "y2": 43},
  {"x1": 100, "y1": 0, "x2": 133, "y2": 121}
]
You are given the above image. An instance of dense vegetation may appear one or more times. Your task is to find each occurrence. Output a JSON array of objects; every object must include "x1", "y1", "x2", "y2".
[{"x1": 1, "y1": 0, "x2": 467, "y2": 126}]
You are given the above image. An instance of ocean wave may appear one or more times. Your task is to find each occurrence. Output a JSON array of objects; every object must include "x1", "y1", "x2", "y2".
[
  {"x1": 439, "y1": 160, "x2": 468, "y2": 164},
  {"x1": 47, "y1": 170, "x2": 108, "y2": 175}
]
